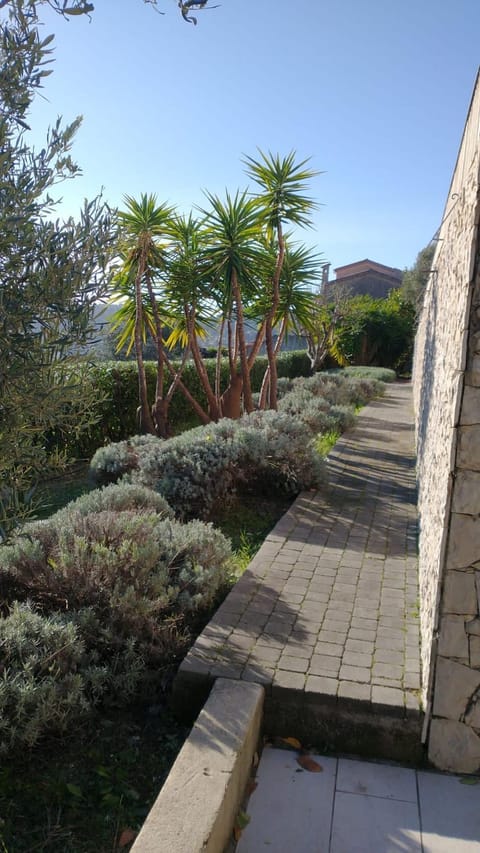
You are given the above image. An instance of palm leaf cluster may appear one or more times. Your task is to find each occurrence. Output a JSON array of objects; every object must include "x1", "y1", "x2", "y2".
[{"x1": 110, "y1": 151, "x2": 323, "y2": 435}]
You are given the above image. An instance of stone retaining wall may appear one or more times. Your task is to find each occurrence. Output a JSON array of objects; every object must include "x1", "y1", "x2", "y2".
[{"x1": 413, "y1": 70, "x2": 480, "y2": 772}]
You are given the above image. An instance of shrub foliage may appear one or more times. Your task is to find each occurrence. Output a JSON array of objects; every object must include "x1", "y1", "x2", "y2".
[{"x1": 0, "y1": 484, "x2": 232, "y2": 753}]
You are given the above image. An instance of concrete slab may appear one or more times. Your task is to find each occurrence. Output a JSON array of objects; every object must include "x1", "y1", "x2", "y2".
[
  {"x1": 131, "y1": 679, "x2": 263, "y2": 853},
  {"x1": 336, "y1": 756, "x2": 417, "y2": 802},
  {"x1": 418, "y1": 771, "x2": 480, "y2": 853},
  {"x1": 330, "y1": 791, "x2": 422, "y2": 853},
  {"x1": 236, "y1": 749, "x2": 480, "y2": 853},
  {"x1": 236, "y1": 748, "x2": 337, "y2": 853}
]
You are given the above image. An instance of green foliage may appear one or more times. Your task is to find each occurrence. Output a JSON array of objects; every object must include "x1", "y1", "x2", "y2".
[
  {"x1": 330, "y1": 290, "x2": 415, "y2": 372},
  {"x1": 63, "y1": 350, "x2": 311, "y2": 459},
  {"x1": 401, "y1": 242, "x2": 436, "y2": 316},
  {"x1": 54, "y1": 481, "x2": 174, "y2": 519},
  {"x1": 86, "y1": 436, "x2": 164, "y2": 484},
  {"x1": 0, "y1": 483, "x2": 232, "y2": 752},
  {"x1": 0, "y1": 704, "x2": 187, "y2": 853},
  {"x1": 96, "y1": 412, "x2": 325, "y2": 520},
  {"x1": 243, "y1": 149, "x2": 319, "y2": 232},
  {"x1": 336, "y1": 365, "x2": 397, "y2": 382},
  {"x1": 0, "y1": 603, "x2": 91, "y2": 752},
  {"x1": 0, "y1": 2, "x2": 115, "y2": 538},
  {"x1": 90, "y1": 372, "x2": 383, "y2": 521},
  {"x1": 314, "y1": 430, "x2": 341, "y2": 457}
]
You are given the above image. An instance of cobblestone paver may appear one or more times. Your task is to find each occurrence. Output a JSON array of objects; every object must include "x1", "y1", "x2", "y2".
[{"x1": 176, "y1": 384, "x2": 421, "y2": 730}]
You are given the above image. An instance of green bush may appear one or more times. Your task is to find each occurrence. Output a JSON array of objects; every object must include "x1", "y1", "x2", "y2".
[
  {"x1": 53, "y1": 481, "x2": 173, "y2": 520},
  {"x1": 330, "y1": 291, "x2": 415, "y2": 371},
  {"x1": 0, "y1": 603, "x2": 144, "y2": 754},
  {"x1": 119, "y1": 412, "x2": 326, "y2": 519},
  {"x1": 90, "y1": 371, "x2": 385, "y2": 521},
  {"x1": 59, "y1": 350, "x2": 312, "y2": 460},
  {"x1": 0, "y1": 483, "x2": 233, "y2": 752},
  {"x1": 329, "y1": 366, "x2": 396, "y2": 383}
]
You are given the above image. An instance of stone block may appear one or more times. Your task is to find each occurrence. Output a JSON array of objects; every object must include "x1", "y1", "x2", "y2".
[
  {"x1": 466, "y1": 353, "x2": 480, "y2": 386},
  {"x1": 457, "y1": 425, "x2": 480, "y2": 471},
  {"x1": 466, "y1": 617, "x2": 480, "y2": 636},
  {"x1": 465, "y1": 692, "x2": 480, "y2": 728},
  {"x1": 442, "y1": 570, "x2": 477, "y2": 615},
  {"x1": 452, "y1": 470, "x2": 480, "y2": 514},
  {"x1": 460, "y1": 385, "x2": 480, "y2": 424},
  {"x1": 338, "y1": 680, "x2": 372, "y2": 705},
  {"x1": 432, "y1": 657, "x2": 480, "y2": 720},
  {"x1": 446, "y1": 515, "x2": 480, "y2": 569},
  {"x1": 428, "y1": 718, "x2": 480, "y2": 773},
  {"x1": 470, "y1": 636, "x2": 480, "y2": 668},
  {"x1": 305, "y1": 675, "x2": 338, "y2": 702},
  {"x1": 277, "y1": 655, "x2": 309, "y2": 674},
  {"x1": 371, "y1": 685, "x2": 405, "y2": 715},
  {"x1": 438, "y1": 615, "x2": 469, "y2": 660}
]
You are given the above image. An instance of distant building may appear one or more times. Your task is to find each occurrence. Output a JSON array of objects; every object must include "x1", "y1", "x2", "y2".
[{"x1": 323, "y1": 258, "x2": 403, "y2": 299}]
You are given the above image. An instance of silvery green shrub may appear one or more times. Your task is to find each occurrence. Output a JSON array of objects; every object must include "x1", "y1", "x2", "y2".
[
  {"x1": 0, "y1": 487, "x2": 232, "y2": 752},
  {"x1": 90, "y1": 434, "x2": 161, "y2": 483},
  {"x1": 55, "y1": 481, "x2": 173, "y2": 520},
  {"x1": 121, "y1": 412, "x2": 326, "y2": 519},
  {"x1": 0, "y1": 602, "x2": 144, "y2": 753},
  {"x1": 328, "y1": 405, "x2": 356, "y2": 432}
]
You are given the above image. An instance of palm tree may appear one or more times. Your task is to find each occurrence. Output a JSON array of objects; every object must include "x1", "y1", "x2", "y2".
[
  {"x1": 114, "y1": 193, "x2": 174, "y2": 434},
  {"x1": 201, "y1": 190, "x2": 264, "y2": 417},
  {"x1": 164, "y1": 213, "x2": 219, "y2": 422},
  {"x1": 243, "y1": 150, "x2": 319, "y2": 409},
  {"x1": 252, "y1": 242, "x2": 321, "y2": 407}
]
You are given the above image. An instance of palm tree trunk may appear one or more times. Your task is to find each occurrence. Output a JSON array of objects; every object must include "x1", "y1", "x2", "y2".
[
  {"x1": 145, "y1": 271, "x2": 168, "y2": 437},
  {"x1": 187, "y1": 308, "x2": 220, "y2": 420},
  {"x1": 267, "y1": 222, "x2": 286, "y2": 410},
  {"x1": 232, "y1": 269, "x2": 253, "y2": 414},
  {"x1": 215, "y1": 316, "x2": 226, "y2": 416},
  {"x1": 259, "y1": 315, "x2": 287, "y2": 409},
  {"x1": 163, "y1": 352, "x2": 211, "y2": 424},
  {"x1": 134, "y1": 256, "x2": 155, "y2": 434},
  {"x1": 247, "y1": 319, "x2": 266, "y2": 371}
]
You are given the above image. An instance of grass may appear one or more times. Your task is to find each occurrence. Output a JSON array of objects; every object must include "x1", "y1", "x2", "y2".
[
  {"x1": 314, "y1": 429, "x2": 341, "y2": 458},
  {"x1": 34, "y1": 464, "x2": 94, "y2": 520},
  {"x1": 212, "y1": 493, "x2": 293, "y2": 572},
  {"x1": 0, "y1": 706, "x2": 188, "y2": 853}
]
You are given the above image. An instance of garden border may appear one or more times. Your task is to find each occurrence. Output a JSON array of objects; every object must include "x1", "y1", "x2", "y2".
[{"x1": 131, "y1": 678, "x2": 263, "y2": 853}]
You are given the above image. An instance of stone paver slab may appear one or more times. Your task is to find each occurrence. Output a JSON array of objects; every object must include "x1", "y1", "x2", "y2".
[{"x1": 174, "y1": 385, "x2": 422, "y2": 755}]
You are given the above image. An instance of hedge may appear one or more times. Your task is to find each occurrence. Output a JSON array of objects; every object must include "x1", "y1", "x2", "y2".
[{"x1": 68, "y1": 350, "x2": 312, "y2": 458}]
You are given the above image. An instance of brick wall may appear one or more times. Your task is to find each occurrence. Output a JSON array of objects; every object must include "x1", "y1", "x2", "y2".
[{"x1": 413, "y1": 71, "x2": 480, "y2": 772}]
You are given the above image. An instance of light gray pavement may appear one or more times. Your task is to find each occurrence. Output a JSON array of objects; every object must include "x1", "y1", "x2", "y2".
[
  {"x1": 174, "y1": 384, "x2": 423, "y2": 758},
  {"x1": 236, "y1": 747, "x2": 480, "y2": 853}
]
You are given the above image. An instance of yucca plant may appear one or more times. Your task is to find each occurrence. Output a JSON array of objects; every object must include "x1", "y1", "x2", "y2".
[
  {"x1": 243, "y1": 150, "x2": 320, "y2": 409},
  {"x1": 113, "y1": 194, "x2": 175, "y2": 435},
  {"x1": 201, "y1": 189, "x2": 265, "y2": 417}
]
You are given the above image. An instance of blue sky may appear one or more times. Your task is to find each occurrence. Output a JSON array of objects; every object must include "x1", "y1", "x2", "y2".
[{"x1": 26, "y1": 0, "x2": 480, "y2": 275}]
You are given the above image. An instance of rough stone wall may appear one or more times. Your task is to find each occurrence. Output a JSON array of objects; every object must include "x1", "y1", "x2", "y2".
[{"x1": 413, "y1": 72, "x2": 480, "y2": 772}]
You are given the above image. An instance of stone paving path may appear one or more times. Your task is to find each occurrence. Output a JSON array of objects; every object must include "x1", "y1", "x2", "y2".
[{"x1": 175, "y1": 384, "x2": 423, "y2": 758}]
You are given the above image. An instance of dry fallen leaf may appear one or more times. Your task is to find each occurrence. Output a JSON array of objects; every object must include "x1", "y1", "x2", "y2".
[
  {"x1": 245, "y1": 778, "x2": 258, "y2": 797},
  {"x1": 272, "y1": 736, "x2": 302, "y2": 751},
  {"x1": 296, "y1": 754, "x2": 323, "y2": 773},
  {"x1": 118, "y1": 828, "x2": 137, "y2": 848},
  {"x1": 280, "y1": 736, "x2": 302, "y2": 750}
]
